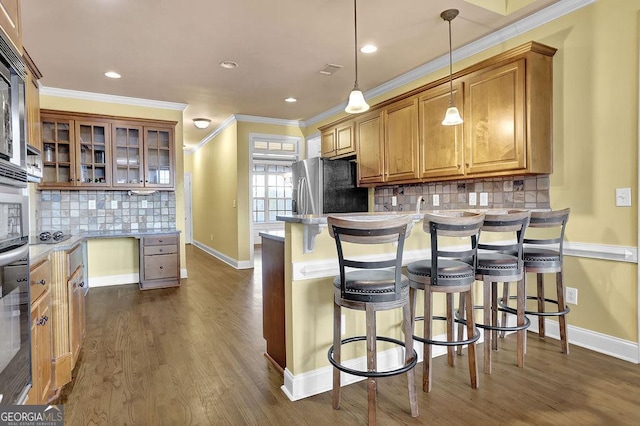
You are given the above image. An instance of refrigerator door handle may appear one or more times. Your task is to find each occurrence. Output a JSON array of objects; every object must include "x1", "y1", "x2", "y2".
[{"x1": 300, "y1": 177, "x2": 308, "y2": 214}]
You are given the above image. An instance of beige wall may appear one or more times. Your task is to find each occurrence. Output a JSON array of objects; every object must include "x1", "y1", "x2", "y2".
[{"x1": 39, "y1": 95, "x2": 186, "y2": 279}]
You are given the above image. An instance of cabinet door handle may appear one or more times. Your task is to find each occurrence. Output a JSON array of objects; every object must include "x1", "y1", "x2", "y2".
[
  {"x1": 79, "y1": 281, "x2": 85, "y2": 288},
  {"x1": 17, "y1": 277, "x2": 28, "y2": 282},
  {"x1": 159, "y1": 266, "x2": 163, "y2": 270},
  {"x1": 37, "y1": 279, "x2": 46, "y2": 285},
  {"x1": 37, "y1": 316, "x2": 48, "y2": 326}
]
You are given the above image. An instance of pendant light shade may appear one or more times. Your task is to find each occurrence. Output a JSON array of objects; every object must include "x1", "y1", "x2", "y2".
[
  {"x1": 345, "y1": 0, "x2": 369, "y2": 114},
  {"x1": 441, "y1": 9, "x2": 462, "y2": 126}
]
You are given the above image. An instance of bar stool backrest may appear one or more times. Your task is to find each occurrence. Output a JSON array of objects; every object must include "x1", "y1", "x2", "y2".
[
  {"x1": 479, "y1": 210, "x2": 531, "y2": 267},
  {"x1": 327, "y1": 215, "x2": 414, "y2": 301},
  {"x1": 423, "y1": 211, "x2": 485, "y2": 285},
  {"x1": 524, "y1": 208, "x2": 570, "y2": 260}
]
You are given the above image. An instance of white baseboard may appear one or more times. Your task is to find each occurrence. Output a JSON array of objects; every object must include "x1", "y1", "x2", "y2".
[
  {"x1": 192, "y1": 240, "x2": 253, "y2": 269},
  {"x1": 88, "y1": 273, "x2": 139, "y2": 288},
  {"x1": 181, "y1": 268, "x2": 188, "y2": 279},
  {"x1": 282, "y1": 320, "x2": 639, "y2": 401}
]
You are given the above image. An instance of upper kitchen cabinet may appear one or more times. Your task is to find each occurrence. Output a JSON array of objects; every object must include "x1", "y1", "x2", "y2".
[
  {"x1": 418, "y1": 83, "x2": 465, "y2": 179},
  {"x1": 41, "y1": 113, "x2": 75, "y2": 188},
  {"x1": 355, "y1": 111, "x2": 384, "y2": 184},
  {"x1": 144, "y1": 126, "x2": 175, "y2": 189},
  {"x1": 383, "y1": 97, "x2": 419, "y2": 183},
  {"x1": 39, "y1": 110, "x2": 177, "y2": 190},
  {"x1": 0, "y1": 0, "x2": 21, "y2": 51},
  {"x1": 24, "y1": 49, "x2": 42, "y2": 151},
  {"x1": 462, "y1": 43, "x2": 555, "y2": 177},
  {"x1": 320, "y1": 121, "x2": 356, "y2": 159}
]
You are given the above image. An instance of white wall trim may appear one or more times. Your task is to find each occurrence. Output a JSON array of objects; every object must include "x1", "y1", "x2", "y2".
[
  {"x1": 40, "y1": 85, "x2": 188, "y2": 111},
  {"x1": 303, "y1": 0, "x2": 595, "y2": 128},
  {"x1": 235, "y1": 114, "x2": 304, "y2": 127},
  {"x1": 88, "y1": 273, "x2": 139, "y2": 288},
  {"x1": 181, "y1": 268, "x2": 188, "y2": 279},
  {"x1": 190, "y1": 115, "x2": 237, "y2": 153},
  {"x1": 192, "y1": 240, "x2": 253, "y2": 269},
  {"x1": 564, "y1": 241, "x2": 638, "y2": 263}
]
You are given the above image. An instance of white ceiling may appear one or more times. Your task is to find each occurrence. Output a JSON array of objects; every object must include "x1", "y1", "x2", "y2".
[{"x1": 20, "y1": 0, "x2": 560, "y2": 149}]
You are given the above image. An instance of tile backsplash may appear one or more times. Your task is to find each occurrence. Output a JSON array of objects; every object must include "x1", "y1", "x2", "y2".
[
  {"x1": 35, "y1": 190, "x2": 176, "y2": 234},
  {"x1": 374, "y1": 175, "x2": 550, "y2": 213}
]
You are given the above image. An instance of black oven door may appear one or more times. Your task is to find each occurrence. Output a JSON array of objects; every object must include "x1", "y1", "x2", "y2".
[{"x1": 0, "y1": 242, "x2": 30, "y2": 405}]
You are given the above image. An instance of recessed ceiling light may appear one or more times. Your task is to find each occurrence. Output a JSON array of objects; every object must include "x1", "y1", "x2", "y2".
[
  {"x1": 220, "y1": 60, "x2": 238, "y2": 69},
  {"x1": 104, "y1": 71, "x2": 121, "y2": 79},
  {"x1": 360, "y1": 44, "x2": 378, "y2": 54},
  {"x1": 284, "y1": 97, "x2": 297, "y2": 103}
]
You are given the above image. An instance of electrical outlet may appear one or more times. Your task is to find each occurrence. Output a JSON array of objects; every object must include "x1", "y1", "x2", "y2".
[
  {"x1": 566, "y1": 287, "x2": 578, "y2": 305},
  {"x1": 141, "y1": 199, "x2": 148, "y2": 208},
  {"x1": 432, "y1": 194, "x2": 440, "y2": 207},
  {"x1": 88, "y1": 200, "x2": 96, "y2": 210},
  {"x1": 469, "y1": 192, "x2": 477, "y2": 206},
  {"x1": 392, "y1": 196, "x2": 397, "y2": 206},
  {"x1": 110, "y1": 200, "x2": 118, "y2": 209},
  {"x1": 616, "y1": 188, "x2": 632, "y2": 207},
  {"x1": 479, "y1": 192, "x2": 489, "y2": 206}
]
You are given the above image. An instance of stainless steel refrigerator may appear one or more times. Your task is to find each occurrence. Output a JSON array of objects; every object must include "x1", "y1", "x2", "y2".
[{"x1": 291, "y1": 157, "x2": 368, "y2": 215}]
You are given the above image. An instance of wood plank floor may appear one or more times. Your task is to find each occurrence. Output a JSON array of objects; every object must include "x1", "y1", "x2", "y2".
[{"x1": 60, "y1": 245, "x2": 640, "y2": 425}]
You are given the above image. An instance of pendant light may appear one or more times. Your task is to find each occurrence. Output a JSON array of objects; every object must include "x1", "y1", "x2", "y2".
[
  {"x1": 345, "y1": 0, "x2": 369, "y2": 114},
  {"x1": 441, "y1": 9, "x2": 463, "y2": 126}
]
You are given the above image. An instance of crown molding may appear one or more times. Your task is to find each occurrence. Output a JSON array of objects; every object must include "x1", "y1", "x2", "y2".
[
  {"x1": 303, "y1": 0, "x2": 595, "y2": 128},
  {"x1": 190, "y1": 115, "x2": 238, "y2": 153},
  {"x1": 39, "y1": 85, "x2": 188, "y2": 111},
  {"x1": 234, "y1": 114, "x2": 305, "y2": 127}
]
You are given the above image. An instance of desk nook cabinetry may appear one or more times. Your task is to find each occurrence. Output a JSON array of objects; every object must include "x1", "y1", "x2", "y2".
[
  {"x1": 139, "y1": 234, "x2": 180, "y2": 290},
  {"x1": 29, "y1": 258, "x2": 53, "y2": 405}
]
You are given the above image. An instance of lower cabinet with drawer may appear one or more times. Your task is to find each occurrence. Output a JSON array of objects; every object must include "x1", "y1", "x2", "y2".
[
  {"x1": 139, "y1": 233, "x2": 180, "y2": 290},
  {"x1": 29, "y1": 258, "x2": 53, "y2": 405}
]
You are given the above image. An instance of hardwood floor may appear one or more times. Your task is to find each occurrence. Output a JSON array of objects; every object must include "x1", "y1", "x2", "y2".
[{"x1": 61, "y1": 245, "x2": 640, "y2": 425}]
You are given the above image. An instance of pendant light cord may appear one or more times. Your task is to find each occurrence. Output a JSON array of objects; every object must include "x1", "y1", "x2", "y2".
[
  {"x1": 448, "y1": 18, "x2": 454, "y2": 104},
  {"x1": 353, "y1": 0, "x2": 359, "y2": 90}
]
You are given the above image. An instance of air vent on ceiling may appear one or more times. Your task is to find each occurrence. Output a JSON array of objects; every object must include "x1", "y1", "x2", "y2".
[{"x1": 319, "y1": 63, "x2": 343, "y2": 76}]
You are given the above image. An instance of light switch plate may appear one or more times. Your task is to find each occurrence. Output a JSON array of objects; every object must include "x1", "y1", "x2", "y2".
[
  {"x1": 111, "y1": 200, "x2": 118, "y2": 209},
  {"x1": 432, "y1": 194, "x2": 440, "y2": 207},
  {"x1": 469, "y1": 192, "x2": 477, "y2": 206},
  {"x1": 616, "y1": 188, "x2": 632, "y2": 207},
  {"x1": 88, "y1": 200, "x2": 96, "y2": 210}
]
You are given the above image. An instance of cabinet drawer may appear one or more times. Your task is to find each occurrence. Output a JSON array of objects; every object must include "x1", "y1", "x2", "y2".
[
  {"x1": 143, "y1": 254, "x2": 178, "y2": 280},
  {"x1": 144, "y1": 244, "x2": 177, "y2": 256},
  {"x1": 30, "y1": 259, "x2": 51, "y2": 303},
  {"x1": 143, "y1": 235, "x2": 178, "y2": 246},
  {"x1": 66, "y1": 244, "x2": 83, "y2": 277}
]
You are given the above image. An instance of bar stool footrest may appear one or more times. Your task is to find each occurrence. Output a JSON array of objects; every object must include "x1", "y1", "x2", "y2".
[
  {"x1": 499, "y1": 295, "x2": 571, "y2": 316},
  {"x1": 328, "y1": 335, "x2": 418, "y2": 378},
  {"x1": 413, "y1": 315, "x2": 481, "y2": 346},
  {"x1": 454, "y1": 305, "x2": 531, "y2": 331}
]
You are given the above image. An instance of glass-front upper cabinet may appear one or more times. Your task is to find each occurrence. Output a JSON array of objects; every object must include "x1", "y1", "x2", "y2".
[
  {"x1": 41, "y1": 115, "x2": 75, "y2": 188},
  {"x1": 144, "y1": 126, "x2": 174, "y2": 189},
  {"x1": 112, "y1": 122, "x2": 143, "y2": 188},
  {"x1": 75, "y1": 121, "x2": 111, "y2": 187}
]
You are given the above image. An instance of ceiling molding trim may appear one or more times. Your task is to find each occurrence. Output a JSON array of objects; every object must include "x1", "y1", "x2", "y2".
[
  {"x1": 234, "y1": 114, "x2": 305, "y2": 127},
  {"x1": 39, "y1": 85, "x2": 188, "y2": 111},
  {"x1": 189, "y1": 115, "x2": 238, "y2": 153},
  {"x1": 303, "y1": 0, "x2": 594, "y2": 128}
]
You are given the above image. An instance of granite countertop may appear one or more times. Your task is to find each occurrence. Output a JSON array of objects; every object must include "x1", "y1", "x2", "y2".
[
  {"x1": 29, "y1": 229, "x2": 181, "y2": 263},
  {"x1": 259, "y1": 230, "x2": 285, "y2": 242}
]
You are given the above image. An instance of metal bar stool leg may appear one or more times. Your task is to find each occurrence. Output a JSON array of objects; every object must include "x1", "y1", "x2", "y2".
[
  {"x1": 333, "y1": 302, "x2": 341, "y2": 409},
  {"x1": 446, "y1": 293, "x2": 455, "y2": 366},
  {"x1": 456, "y1": 292, "x2": 465, "y2": 356},
  {"x1": 483, "y1": 278, "x2": 492, "y2": 374},
  {"x1": 403, "y1": 301, "x2": 418, "y2": 417},
  {"x1": 491, "y1": 282, "x2": 499, "y2": 350},
  {"x1": 537, "y1": 274, "x2": 545, "y2": 337},
  {"x1": 517, "y1": 277, "x2": 526, "y2": 367},
  {"x1": 557, "y1": 272, "x2": 569, "y2": 354},
  {"x1": 366, "y1": 304, "x2": 377, "y2": 426},
  {"x1": 423, "y1": 285, "x2": 433, "y2": 392},
  {"x1": 465, "y1": 290, "x2": 479, "y2": 388}
]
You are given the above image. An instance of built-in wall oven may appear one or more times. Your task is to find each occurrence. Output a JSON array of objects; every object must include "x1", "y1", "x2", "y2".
[{"x1": 0, "y1": 186, "x2": 29, "y2": 405}]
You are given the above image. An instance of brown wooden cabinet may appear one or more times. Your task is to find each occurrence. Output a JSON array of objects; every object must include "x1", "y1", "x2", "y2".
[
  {"x1": 67, "y1": 243, "x2": 85, "y2": 367},
  {"x1": 0, "y1": 0, "x2": 21, "y2": 51},
  {"x1": 24, "y1": 49, "x2": 42, "y2": 151},
  {"x1": 139, "y1": 234, "x2": 180, "y2": 290},
  {"x1": 355, "y1": 111, "x2": 384, "y2": 184},
  {"x1": 40, "y1": 110, "x2": 177, "y2": 190},
  {"x1": 260, "y1": 234, "x2": 285, "y2": 371},
  {"x1": 418, "y1": 83, "x2": 465, "y2": 179},
  {"x1": 383, "y1": 97, "x2": 419, "y2": 182},
  {"x1": 320, "y1": 121, "x2": 355, "y2": 159},
  {"x1": 29, "y1": 258, "x2": 53, "y2": 405}
]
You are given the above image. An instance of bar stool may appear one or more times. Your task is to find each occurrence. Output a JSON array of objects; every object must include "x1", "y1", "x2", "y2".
[
  {"x1": 500, "y1": 208, "x2": 571, "y2": 353},
  {"x1": 327, "y1": 215, "x2": 418, "y2": 425},
  {"x1": 407, "y1": 211, "x2": 484, "y2": 393},
  {"x1": 457, "y1": 210, "x2": 531, "y2": 374}
]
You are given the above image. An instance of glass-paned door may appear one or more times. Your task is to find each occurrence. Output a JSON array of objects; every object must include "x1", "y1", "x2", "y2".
[
  {"x1": 144, "y1": 127, "x2": 174, "y2": 188},
  {"x1": 41, "y1": 116, "x2": 75, "y2": 187},
  {"x1": 112, "y1": 122, "x2": 143, "y2": 188},
  {"x1": 76, "y1": 121, "x2": 111, "y2": 187},
  {"x1": 252, "y1": 163, "x2": 292, "y2": 222}
]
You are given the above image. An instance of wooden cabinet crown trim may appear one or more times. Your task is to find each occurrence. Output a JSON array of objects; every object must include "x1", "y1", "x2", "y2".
[
  {"x1": 23, "y1": 48, "x2": 42, "y2": 80},
  {"x1": 318, "y1": 40, "x2": 557, "y2": 131},
  {"x1": 40, "y1": 109, "x2": 178, "y2": 127}
]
